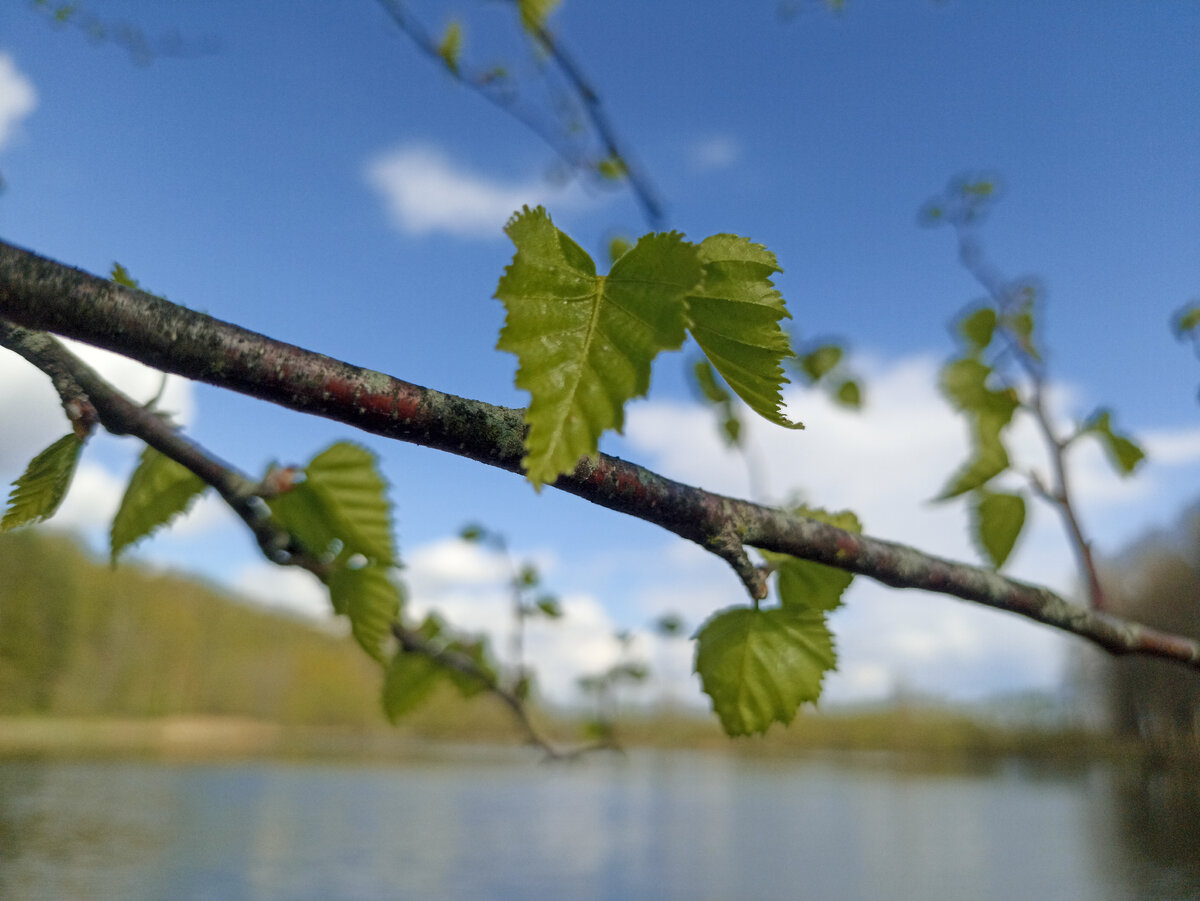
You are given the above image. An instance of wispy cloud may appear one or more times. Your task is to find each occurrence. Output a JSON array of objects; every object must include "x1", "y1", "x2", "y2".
[
  {"x1": 0, "y1": 53, "x2": 36, "y2": 150},
  {"x1": 364, "y1": 143, "x2": 583, "y2": 240},
  {"x1": 688, "y1": 134, "x2": 740, "y2": 172}
]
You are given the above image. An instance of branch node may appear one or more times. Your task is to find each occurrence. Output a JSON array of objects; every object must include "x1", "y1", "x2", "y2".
[{"x1": 709, "y1": 529, "x2": 767, "y2": 601}]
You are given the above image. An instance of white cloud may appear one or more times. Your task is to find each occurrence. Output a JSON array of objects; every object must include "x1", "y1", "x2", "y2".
[
  {"x1": 402, "y1": 537, "x2": 633, "y2": 705},
  {"x1": 51, "y1": 460, "x2": 126, "y2": 532},
  {"x1": 364, "y1": 144, "x2": 586, "y2": 240},
  {"x1": 232, "y1": 563, "x2": 332, "y2": 620},
  {"x1": 0, "y1": 53, "x2": 36, "y2": 150},
  {"x1": 688, "y1": 134, "x2": 740, "y2": 172}
]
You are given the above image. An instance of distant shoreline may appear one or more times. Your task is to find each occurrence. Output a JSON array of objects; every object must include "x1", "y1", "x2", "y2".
[{"x1": 2, "y1": 712, "x2": 1192, "y2": 768}]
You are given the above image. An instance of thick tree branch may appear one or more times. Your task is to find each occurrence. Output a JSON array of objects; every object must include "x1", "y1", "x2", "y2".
[{"x1": 3, "y1": 240, "x2": 1199, "y2": 672}]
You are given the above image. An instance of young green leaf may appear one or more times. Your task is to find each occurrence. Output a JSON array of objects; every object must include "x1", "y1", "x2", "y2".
[
  {"x1": 690, "y1": 358, "x2": 743, "y2": 447},
  {"x1": 534, "y1": 595, "x2": 562, "y2": 618},
  {"x1": 459, "y1": 523, "x2": 485, "y2": 543},
  {"x1": 110, "y1": 446, "x2": 207, "y2": 563},
  {"x1": 303, "y1": 442, "x2": 396, "y2": 564},
  {"x1": 688, "y1": 235, "x2": 802, "y2": 430},
  {"x1": 937, "y1": 358, "x2": 1018, "y2": 499},
  {"x1": 437, "y1": 20, "x2": 463, "y2": 76},
  {"x1": 833, "y1": 379, "x2": 862, "y2": 409},
  {"x1": 596, "y1": 155, "x2": 628, "y2": 180},
  {"x1": 607, "y1": 235, "x2": 633, "y2": 264},
  {"x1": 1082, "y1": 409, "x2": 1145, "y2": 476},
  {"x1": 2, "y1": 434, "x2": 83, "y2": 532},
  {"x1": 110, "y1": 261, "x2": 141, "y2": 289},
  {"x1": 1173, "y1": 303, "x2": 1200, "y2": 338},
  {"x1": 383, "y1": 650, "x2": 444, "y2": 723},
  {"x1": 442, "y1": 637, "x2": 496, "y2": 698},
  {"x1": 1003, "y1": 297, "x2": 1039, "y2": 361},
  {"x1": 957, "y1": 307, "x2": 997, "y2": 355},
  {"x1": 760, "y1": 507, "x2": 861, "y2": 613},
  {"x1": 937, "y1": 419, "x2": 1010, "y2": 500},
  {"x1": 654, "y1": 613, "x2": 686, "y2": 636},
  {"x1": 694, "y1": 606, "x2": 835, "y2": 737},
  {"x1": 799, "y1": 344, "x2": 842, "y2": 382},
  {"x1": 496, "y1": 206, "x2": 702, "y2": 488},
  {"x1": 970, "y1": 490, "x2": 1026, "y2": 569},
  {"x1": 692, "y1": 358, "x2": 732, "y2": 405},
  {"x1": 266, "y1": 482, "x2": 343, "y2": 560},
  {"x1": 328, "y1": 564, "x2": 402, "y2": 662},
  {"x1": 517, "y1": 0, "x2": 561, "y2": 35}
]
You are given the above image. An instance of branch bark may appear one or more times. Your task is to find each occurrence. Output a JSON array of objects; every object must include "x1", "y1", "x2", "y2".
[{"x1": 2, "y1": 239, "x2": 1199, "y2": 672}]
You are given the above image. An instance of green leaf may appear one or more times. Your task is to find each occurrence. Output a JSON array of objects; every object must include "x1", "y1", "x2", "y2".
[
  {"x1": 761, "y1": 507, "x2": 860, "y2": 613},
  {"x1": 833, "y1": 379, "x2": 862, "y2": 409},
  {"x1": 328, "y1": 564, "x2": 402, "y2": 662},
  {"x1": 937, "y1": 358, "x2": 1018, "y2": 499},
  {"x1": 518, "y1": 563, "x2": 539, "y2": 587},
  {"x1": 688, "y1": 234, "x2": 802, "y2": 430},
  {"x1": 692, "y1": 358, "x2": 731, "y2": 405},
  {"x1": 917, "y1": 201, "x2": 945, "y2": 227},
  {"x1": 1083, "y1": 409, "x2": 1145, "y2": 476},
  {"x1": 496, "y1": 206, "x2": 701, "y2": 487},
  {"x1": 596, "y1": 155, "x2": 628, "y2": 180},
  {"x1": 534, "y1": 595, "x2": 562, "y2": 618},
  {"x1": 721, "y1": 412, "x2": 742, "y2": 446},
  {"x1": 303, "y1": 442, "x2": 396, "y2": 564},
  {"x1": 2, "y1": 434, "x2": 83, "y2": 532},
  {"x1": 654, "y1": 613, "x2": 685, "y2": 636},
  {"x1": 957, "y1": 307, "x2": 997, "y2": 355},
  {"x1": 459, "y1": 523, "x2": 485, "y2": 543},
  {"x1": 1173, "y1": 303, "x2": 1200, "y2": 338},
  {"x1": 690, "y1": 359, "x2": 743, "y2": 447},
  {"x1": 382, "y1": 649, "x2": 443, "y2": 723},
  {"x1": 971, "y1": 490, "x2": 1026, "y2": 569},
  {"x1": 694, "y1": 606, "x2": 835, "y2": 737},
  {"x1": 1002, "y1": 295, "x2": 1039, "y2": 361},
  {"x1": 939, "y1": 358, "x2": 1016, "y2": 418},
  {"x1": 443, "y1": 637, "x2": 496, "y2": 698},
  {"x1": 800, "y1": 344, "x2": 842, "y2": 382},
  {"x1": 110, "y1": 261, "x2": 140, "y2": 289},
  {"x1": 437, "y1": 20, "x2": 463, "y2": 75},
  {"x1": 110, "y1": 446, "x2": 207, "y2": 563},
  {"x1": 937, "y1": 418, "x2": 1011, "y2": 499},
  {"x1": 607, "y1": 235, "x2": 633, "y2": 264},
  {"x1": 517, "y1": 0, "x2": 561, "y2": 35},
  {"x1": 266, "y1": 482, "x2": 342, "y2": 560}
]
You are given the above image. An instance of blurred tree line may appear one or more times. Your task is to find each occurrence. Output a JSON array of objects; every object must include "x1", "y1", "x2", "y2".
[
  {"x1": 0, "y1": 530, "x2": 385, "y2": 725},
  {"x1": 1084, "y1": 504, "x2": 1200, "y2": 747}
]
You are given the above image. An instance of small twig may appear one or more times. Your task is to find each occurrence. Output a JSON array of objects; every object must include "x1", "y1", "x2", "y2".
[
  {"x1": 393, "y1": 623, "x2": 615, "y2": 761},
  {"x1": 375, "y1": 0, "x2": 664, "y2": 230},
  {"x1": 952, "y1": 219, "x2": 1108, "y2": 610},
  {"x1": 521, "y1": 14, "x2": 665, "y2": 230}
]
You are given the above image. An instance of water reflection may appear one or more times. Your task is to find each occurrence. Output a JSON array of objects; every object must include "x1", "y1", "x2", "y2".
[{"x1": 0, "y1": 752, "x2": 1196, "y2": 900}]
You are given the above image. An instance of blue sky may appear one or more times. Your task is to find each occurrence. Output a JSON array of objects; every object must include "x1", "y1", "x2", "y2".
[{"x1": 2, "y1": 1, "x2": 1199, "y2": 709}]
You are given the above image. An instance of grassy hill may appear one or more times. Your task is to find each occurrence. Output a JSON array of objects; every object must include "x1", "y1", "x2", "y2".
[{"x1": 0, "y1": 529, "x2": 386, "y2": 726}]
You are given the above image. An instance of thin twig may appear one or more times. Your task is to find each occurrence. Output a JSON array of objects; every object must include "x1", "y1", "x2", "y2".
[
  {"x1": 374, "y1": 0, "x2": 664, "y2": 230},
  {"x1": 953, "y1": 223, "x2": 1109, "y2": 610}
]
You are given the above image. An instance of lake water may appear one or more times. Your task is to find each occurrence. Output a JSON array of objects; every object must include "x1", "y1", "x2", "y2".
[{"x1": 0, "y1": 749, "x2": 1197, "y2": 900}]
